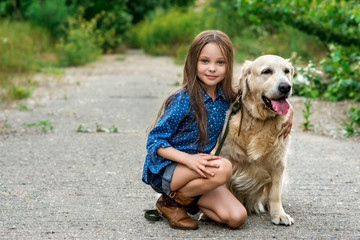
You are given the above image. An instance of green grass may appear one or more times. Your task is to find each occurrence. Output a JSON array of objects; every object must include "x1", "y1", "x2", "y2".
[
  {"x1": 23, "y1": 120, "x2": 54, "y2": 133},
  {"x1": 302, "y1": 98, "x2": 313, "y2": 131},
  {"x1": 77, "y1": 123, "x2": 119, "y2": 133},
  {"x1": 0, "y1": 19, "x2": 56, "y2": 102},
  {"x1": 342, "y1": 107, "x2": 360, "y2": 137},
  {"x1": 0, "y1": 19, "x2": 54, "y2": 76}
]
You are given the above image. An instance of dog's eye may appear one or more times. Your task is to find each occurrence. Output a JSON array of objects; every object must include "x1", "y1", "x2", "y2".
[
  {"x1": 262, "y1": 68, "x2": 272, "y2": 74},
  {"x1": 284, "y1": 68, "x2": 290, "y2": 74}
]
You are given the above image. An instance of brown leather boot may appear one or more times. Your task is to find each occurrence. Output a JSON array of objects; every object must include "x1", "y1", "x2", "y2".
[
  {"x1": 156, "y1": 193, "x2": 198, "y2": 230},
  {"x1": 169, "y1": 192, "x2": 200, "y2": 215}
]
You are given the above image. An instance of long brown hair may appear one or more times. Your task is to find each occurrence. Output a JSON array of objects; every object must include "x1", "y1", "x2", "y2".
[{"x1": 150, "y1": 30, "x2": 236, "y2": 150}]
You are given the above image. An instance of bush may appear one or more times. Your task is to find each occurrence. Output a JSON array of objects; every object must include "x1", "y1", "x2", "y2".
[
  {"x1": 293, "y1": 45, "x2": 360, "y2": 102},
  {"x1": 93, "y1": 8, "x2": 132, "y2": 53},
  {"x1": 74, "y1": 1, "x2": 132, "y2": 52},
  {"x1": 208, "y1": 0, "x2": 329, "y2": 63},
  {"x1": 131, "y1": 8, "x2": 204, "y2": 57},
  {"x1": 225, "y1": 0, "x2": 360, "y2": 47},
  {"x1": 126, "y1": 0, "x2": 195, "y2": 23},
  {"x1": 10, "y1": 85, "x2": 33, "y2": 100},
  {"x1": 320, "y1": 45, "x2": 360, "y2": 101},
  {"x1": 25, "y1": 0, "x2": 73, "y2": 38},
  {"x1": 293, "y1": 62, "x2": 326, "y2": 98},
  {"x1": 56, "y1": 10, "x2": 102, "y2": 67}
]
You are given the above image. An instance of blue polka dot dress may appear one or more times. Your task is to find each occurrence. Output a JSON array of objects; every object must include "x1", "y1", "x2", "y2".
[{"x1": 142, "y1": 86, "x2": 230, "y2": 184}]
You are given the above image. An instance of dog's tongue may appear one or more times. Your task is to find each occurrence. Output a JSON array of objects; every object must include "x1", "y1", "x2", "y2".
[{"x1": 271, "y1": 98, "x2": 290, "y2": 115}]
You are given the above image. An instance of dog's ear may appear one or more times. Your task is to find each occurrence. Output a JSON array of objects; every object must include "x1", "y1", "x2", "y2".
[{"x1": 239, "y1": 60, "x2": 253, "y2": 97}]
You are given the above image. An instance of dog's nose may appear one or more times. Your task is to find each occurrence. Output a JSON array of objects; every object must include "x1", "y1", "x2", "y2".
[{"x1": 278, "y1": 82, "x2": 291, "y2": 94}]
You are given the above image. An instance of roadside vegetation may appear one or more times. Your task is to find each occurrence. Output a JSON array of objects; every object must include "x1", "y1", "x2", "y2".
[{"x1": 0, "y1": 0, "x2": 358, "y2": 137}]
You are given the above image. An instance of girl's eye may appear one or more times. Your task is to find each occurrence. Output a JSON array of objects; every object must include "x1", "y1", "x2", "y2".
[
  {"x1": 200, "y1": 59, "x2": 208, "y2": 63},
  {"x1": 217, "y1": 61, "x2": 225, "y2": 65},
  {"x1": 262, "y1": 68, "x2": 272, "y2": 74}
]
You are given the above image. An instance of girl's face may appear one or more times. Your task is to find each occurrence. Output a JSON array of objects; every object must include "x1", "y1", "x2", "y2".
[{"x1": 197, "y1": 42, "x2": 226, "y2": 96}]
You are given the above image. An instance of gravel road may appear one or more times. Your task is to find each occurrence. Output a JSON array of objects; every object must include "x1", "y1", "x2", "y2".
[{"x1": 0, "y1": 50, "x2": 359, "y2": 239}]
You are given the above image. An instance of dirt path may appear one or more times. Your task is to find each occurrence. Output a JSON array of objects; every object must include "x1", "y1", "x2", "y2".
[{"x1": 0, "y1": 50, "x2": 359, "y2": 239}]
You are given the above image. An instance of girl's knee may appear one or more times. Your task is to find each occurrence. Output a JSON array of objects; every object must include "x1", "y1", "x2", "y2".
[
  {"x1": 216, "y1": 158, "x2": 233, "y2": 184},
  {"x1": 206, "y1": 158, "x2": 232, "y2": 189},
  {"x1": 222, "y1": 201, "x2": 247, "y2": 228},
  {"x1": 227, "y1": 209, "x2": 247, "y2": 228}
]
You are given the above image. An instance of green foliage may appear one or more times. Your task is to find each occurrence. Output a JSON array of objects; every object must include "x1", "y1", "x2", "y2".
[
  {"x1": 0, "y1": 19, "x2": 54, "y2": 102},
  {"x1": 320, "y1": 45, "x2": 360, "y2": 101},
  {"x1": 19, "y1": 103, "x2": 29, "y2": 111},
  {"x1": 73, "y1": 0, "x2": 132, "y2": 52},
  {"x1": 10, "y1": 85, "x2": 32, "y2": 100},
  {"x1": 77, "y1": 123, "x2": 118, "y2": 133},
  {"x1": 76, "y1": 0, "x2": 127, "y2": 19},
  {"x1": 0, "y1": 19, "x2": 53, "y2": 75},
  {"x1": 56, "y1": 9, "x2": 102, "y2": 66},
  {"x1": 0, "y1": 0, "x2": 32, "y2": 19},
  {"x1": 130, "y1": 2, "x2": 328, "y2": 64},
  {"x1": 204, "y1": 1, "x2": 244, "y2": 38},
  {"x1": 222, "y1": 0, "x2": 360, "y2": 102},
  {"x1": 233, "y1": 24, "x2": 327, "y2": 63},
  {"x1": 342, "y1": 107, "x2": 360, "y2": 137},
  {"x1": 76, "y1": 124, "x2": 92, "y2": 133},
  {"x1": 93, "y1": 9, "x2": 132, "y2": 52},
  {"x1": 25, "y1": 0, "x2": 74, "y2": 37},
  {"x1": 0, "y1": 1, "x2": 11, "y2": 17},
  {"x1": 2, "y1": 122, "x2": 11, "y2": 129},
  {"x1": 126, "y1": 0, "x2": 195, "y2": 23},
  {"x1": 231, "y1": 0, "x2": 360, "y2": 46},
  {"x1": 131, "y1": 8, "x2": 204, "y2": 57},
  {"x1": 108, "y1": 125, "x2": 119, "y2": 133},
  {"x1": 293, "y1": 62, "x2": 326, "y2": 98},
  {"x1": 23, "y1": 120, "x2": 54, "y2": 133},
  {"x1": 293, "y1": 45, "x2": 360, "y2": 102},
  {"x1": 302, "y1": 98, "x2": 313, "y2": 131},
  {"x1": 207, "y1": 0, "x2": 330, "y2": 63}
]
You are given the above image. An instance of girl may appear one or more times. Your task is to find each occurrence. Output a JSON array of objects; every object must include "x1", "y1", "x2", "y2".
[{"x1": 142, "y1": 30, "x2": 293, "y2": 230}]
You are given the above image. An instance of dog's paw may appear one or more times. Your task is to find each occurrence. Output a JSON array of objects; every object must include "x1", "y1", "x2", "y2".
[{"x1": 271, "y1": 213, "x2": 294, "y2": 226}]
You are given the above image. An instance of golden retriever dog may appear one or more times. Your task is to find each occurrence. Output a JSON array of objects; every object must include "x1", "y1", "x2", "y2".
[{"x1": 215, "y1": 55, "x2": 294, "y2": 226}]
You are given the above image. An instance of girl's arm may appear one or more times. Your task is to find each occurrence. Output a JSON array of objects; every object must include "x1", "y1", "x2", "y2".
[
  {"x1": 282, "y1": 103, "x2": 293, "y2": 138},
  {"x1": 156, "y1": 147, "x2": 220, "y2": 178}
]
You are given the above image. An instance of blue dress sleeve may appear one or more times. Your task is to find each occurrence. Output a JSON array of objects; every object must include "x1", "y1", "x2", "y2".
[{"x1": 146, "y1": 92, "x2": 190, "y2": 164}]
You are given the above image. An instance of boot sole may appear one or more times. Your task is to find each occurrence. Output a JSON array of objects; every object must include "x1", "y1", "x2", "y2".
[{"x1": 156, "y1": 206, "x2": 198, "y2": 230}]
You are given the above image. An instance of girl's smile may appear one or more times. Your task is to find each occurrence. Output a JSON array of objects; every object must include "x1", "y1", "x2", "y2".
[{"x1": 205, "y1": 74, "x2": 218, "y2": 80}]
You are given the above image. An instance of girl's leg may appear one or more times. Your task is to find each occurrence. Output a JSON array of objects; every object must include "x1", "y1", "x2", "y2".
[
  {"x1": 198, "y1": 185, "x2": 247, "y2": 228},
  {"x1": 170, "y1": 158, "x2": 232, "y2": 197},
  {"x1": 162, "y1": 157, "x2": 245, "y2": 229}
]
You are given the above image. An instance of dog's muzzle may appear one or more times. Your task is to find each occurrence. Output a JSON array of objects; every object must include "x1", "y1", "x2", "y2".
[{"x1": 262, "y1": 82, "x2": 291, "y2": 115}]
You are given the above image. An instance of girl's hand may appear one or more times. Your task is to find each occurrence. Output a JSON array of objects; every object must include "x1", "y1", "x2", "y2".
[
  {"x1": 282, "y1": 103, "x2": 293, "y2": 138},
  {"x1": 187, "y1": 154, "x2": 221, "y2": 178}
]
